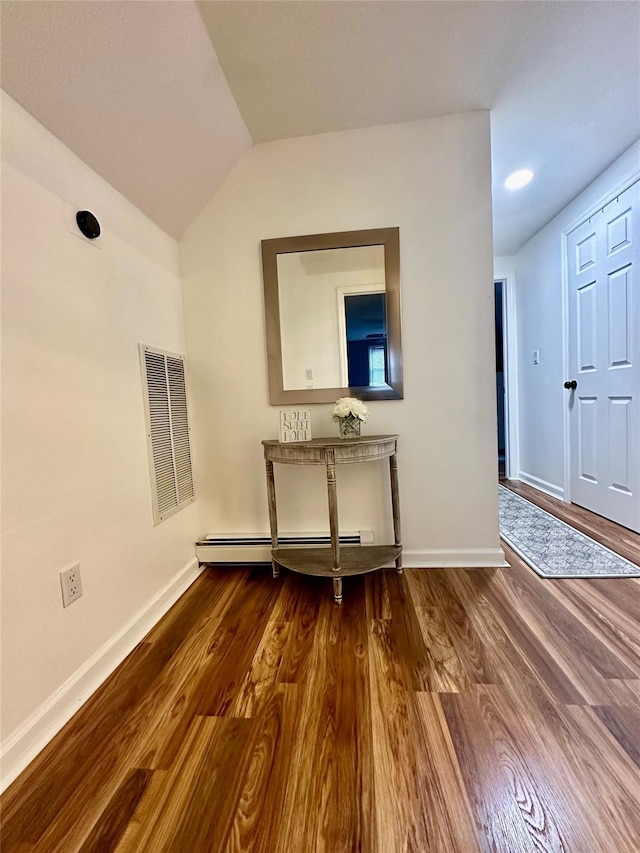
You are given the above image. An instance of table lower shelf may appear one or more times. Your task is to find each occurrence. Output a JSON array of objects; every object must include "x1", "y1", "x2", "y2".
[{"x1": 272, "y1": 544, "x2": 402, "y2": 577}]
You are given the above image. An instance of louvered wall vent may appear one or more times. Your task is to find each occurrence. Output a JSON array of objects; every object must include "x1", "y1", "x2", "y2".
[{"x1": 140, "y1": 344, "x2": 195, "y2": 524}]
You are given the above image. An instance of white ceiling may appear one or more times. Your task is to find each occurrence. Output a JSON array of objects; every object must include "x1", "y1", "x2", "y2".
[
  {"x1": 201, "y1": 0, "x2": 640, "y2": 255},
  {"x1": 0, "y1": 1, "x2": 251, "y2": 240},
  {"x1": 2, "y1": 1, "x2": 639, "y2": 254}
]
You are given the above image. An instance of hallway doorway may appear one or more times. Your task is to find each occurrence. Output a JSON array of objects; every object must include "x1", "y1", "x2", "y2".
[{"x1": 495, "y1": 280, "x2": 507, "y2": 478}]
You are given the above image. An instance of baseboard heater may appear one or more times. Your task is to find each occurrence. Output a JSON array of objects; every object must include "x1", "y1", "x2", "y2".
[{"x1": 195, "y1": 530, "x2": 373, "y2": 565}]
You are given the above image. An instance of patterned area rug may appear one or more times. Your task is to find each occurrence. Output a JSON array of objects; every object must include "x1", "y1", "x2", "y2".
[{"x1": 498, "y1": 485, "x2": 640, "y2": 579}]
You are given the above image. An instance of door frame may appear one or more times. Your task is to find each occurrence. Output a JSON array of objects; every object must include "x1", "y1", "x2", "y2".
[
  {"x1": 560, "y1": 170, "x2": 640, "y2": 504},
  {"x1": 495, "y1": 273, "x2": 519, "y2": 479},
  {"x1": 335, "y1": 282, "x2": 385, "y2": 387}
]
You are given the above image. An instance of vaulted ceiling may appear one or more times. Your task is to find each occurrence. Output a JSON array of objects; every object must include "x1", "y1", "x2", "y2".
[{"x1": 2, "y1": 1, "x2": 638, "y2": 254}]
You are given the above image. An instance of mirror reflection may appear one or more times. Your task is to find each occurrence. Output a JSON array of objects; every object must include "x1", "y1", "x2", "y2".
[
  {"x1": 261, "y1": 227, "x2": 402, "y2": 405},
  {"x1": 277, "y1": 244, "x2": 388, "y2": 391}
]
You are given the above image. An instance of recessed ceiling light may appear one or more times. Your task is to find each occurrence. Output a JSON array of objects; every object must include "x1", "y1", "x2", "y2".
[{"x1": 505, "y1": 168, "x2": 534, "y2": 190}]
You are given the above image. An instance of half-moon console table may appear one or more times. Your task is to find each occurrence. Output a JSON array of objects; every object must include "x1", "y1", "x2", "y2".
[{"x1": 262, "y1": 435, "x2": 402, "y2": 603}]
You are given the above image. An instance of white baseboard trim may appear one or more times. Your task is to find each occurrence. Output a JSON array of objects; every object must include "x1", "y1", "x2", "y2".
[
  {"x1": 517, "y1": 471, "x2": 565, "y2": 501},
  {"x1": 197, "y1": 544, "x2": 508, "y2": 569},
  {"x1": 402, "y1": 548, "x2": 507, "y2": 568},
  {"x1": 0, "y1": 557, "x2": 203, "y2": 793}
]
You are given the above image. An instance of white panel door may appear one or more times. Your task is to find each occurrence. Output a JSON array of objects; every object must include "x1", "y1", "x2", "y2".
[{"x1": 567, "y1": 179, "x2": 640, "y2": 532}]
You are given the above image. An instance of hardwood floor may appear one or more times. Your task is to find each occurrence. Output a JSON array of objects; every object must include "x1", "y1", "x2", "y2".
[{"x1": 3, "y1": 553, "x2": 640, "y2": 851}]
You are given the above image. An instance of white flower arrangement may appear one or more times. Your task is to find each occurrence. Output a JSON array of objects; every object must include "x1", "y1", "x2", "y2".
[{"x1": 331, "y1": 396, "x2": 370, "y2": 423}]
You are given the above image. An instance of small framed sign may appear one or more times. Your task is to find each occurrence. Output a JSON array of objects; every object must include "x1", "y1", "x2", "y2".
[{"x1": 279, "y1": 409, "x2": 311, "y2": 443}]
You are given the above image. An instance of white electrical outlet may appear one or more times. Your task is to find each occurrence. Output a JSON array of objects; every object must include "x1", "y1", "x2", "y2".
[{"x1": 60, "y1": 563, "x2": 83, "y2": 608}]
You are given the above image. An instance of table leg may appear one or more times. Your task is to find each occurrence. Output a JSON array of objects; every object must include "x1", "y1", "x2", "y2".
[
  {"x1": 333, "y1": 577, "x2": 343, "y2": 603},
  {"x1": 326, "y1": 451, "x2": 342, "y2": 602},
  {"x1": 265, "y1": 458, "x2": 279, "y2": 578},
  {"x1": 389, "y1": 452, "x2": 403, "y2": 574}
]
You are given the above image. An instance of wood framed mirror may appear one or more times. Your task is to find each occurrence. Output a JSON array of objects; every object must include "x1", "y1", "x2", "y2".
[{"x1": 261, "y1": 227, "x2": 403, "y2": 405}]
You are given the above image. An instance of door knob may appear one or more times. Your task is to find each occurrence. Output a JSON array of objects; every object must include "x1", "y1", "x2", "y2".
[{"x1": 564, "y1": 380, "x2": 577, "y2": 390}]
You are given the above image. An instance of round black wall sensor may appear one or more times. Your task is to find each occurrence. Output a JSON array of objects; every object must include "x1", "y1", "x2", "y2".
[{"x1": 76, "y1": 210, "x2": 101, "y2": 240}]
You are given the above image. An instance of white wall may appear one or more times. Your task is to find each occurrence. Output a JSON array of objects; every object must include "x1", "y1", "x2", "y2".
[
  {"x1": 494, "y1": 256, "x2": 515, "y2": 280},
  {"x1": 180, "y1": 112, "x2": 503, "y2": 567},
  {"x1": 278, "y1": 252, "x2": 343, "y2": 390},
  {"x1": 1, "y1": 93, "x2": 200, "y2": 781},
  {"x1": 507, "y1": 140, "x2": 640, "y2": 496}
]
